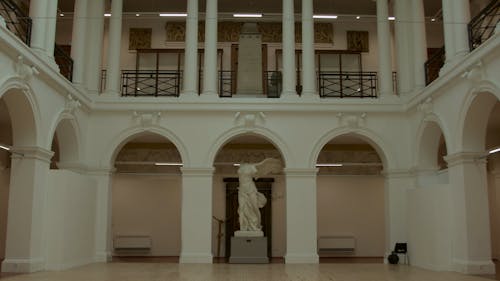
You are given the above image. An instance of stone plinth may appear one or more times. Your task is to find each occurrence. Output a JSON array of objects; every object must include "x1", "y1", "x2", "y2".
[{"x1": 229, "y1": 236, "x2": 269, "y2": 264}]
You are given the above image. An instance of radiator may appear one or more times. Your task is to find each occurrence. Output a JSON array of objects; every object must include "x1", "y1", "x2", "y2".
[
  {"x1": 318, "y1": 235, "x2": 356, "y2": 254},
  {"x1": 113, "y1": 235, "x2": 152, "y2": 251}
]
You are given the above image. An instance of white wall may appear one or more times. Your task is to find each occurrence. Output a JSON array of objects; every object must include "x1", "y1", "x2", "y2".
[
  {"x1": 0, "y1": 168, "x2": 10, "y2": 262},
  {"x1": 408, "y1": 185, "x2": 452, "y2": 271},
  {"x1": 317, "y1": 175, "x2": 385, "y2": 257},
  {"x1": 112, "y1": 174, "x2": 181, "y2": 256},
  {"x1": 45, "y1": 170, "x2": 97, "y2": 270}
]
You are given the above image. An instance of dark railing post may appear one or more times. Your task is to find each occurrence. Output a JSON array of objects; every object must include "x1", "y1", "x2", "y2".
[
  {"x1": 424, "y1": 47, "x2": 445, "y2": 85},
  {"x1": 53, "y1": 44, "x2": 74, "y2": 81}
]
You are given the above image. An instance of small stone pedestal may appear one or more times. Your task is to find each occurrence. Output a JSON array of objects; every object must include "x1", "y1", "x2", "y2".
[{"x1": 229, "y1": 236, "x2": 269, "y2": 264}]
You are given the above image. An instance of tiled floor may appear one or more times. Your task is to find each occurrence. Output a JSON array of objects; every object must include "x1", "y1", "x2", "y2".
[{"x1": 0, "y1": 262, "x2": 498, "y2": 281}]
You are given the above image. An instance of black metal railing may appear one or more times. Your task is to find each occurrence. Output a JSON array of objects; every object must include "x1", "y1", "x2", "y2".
[
  {"x1": 318, "y1": 71, "x2": 377, "y2": 98},
  {"x1": 121, "y1": 70, "x2": 181, "y2": 97},
  {"x1": 54, "y1": 44, "x2": 73, "y2": 81},
  {"x1": 219, "y1": 70, "x2": 234, "y2": 97},
  {"x1": 0, "y1": 0, "x2": 31, "y2": 45},
  {"x1": 468, "y1": 0, "x2": 500, "y2": 51},
  {"x1": 424, "y1": 47, "x2": 445, "y2": 85},
  {"x1": 265, "y1": 71, "x2": 282, "y2": 98}
]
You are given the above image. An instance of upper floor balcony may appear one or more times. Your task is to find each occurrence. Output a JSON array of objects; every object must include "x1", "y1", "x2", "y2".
[{"x1": 0, "y1": 0, "x2": 498, "y2": 103}]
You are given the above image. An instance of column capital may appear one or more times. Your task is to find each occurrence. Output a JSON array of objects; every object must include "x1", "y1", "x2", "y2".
[
  {"x1": 284, "y1": 168, "x2": 318, "y2": 177},
  {"x1": 10, "y1": 146, "x2": 54, "y2": 163},
  {"x1": 444, "y1": 152, "x2": 487, "y2": 167},
  {"x1": 181, "y1": 167, "x2": 215, "y2": 177}
]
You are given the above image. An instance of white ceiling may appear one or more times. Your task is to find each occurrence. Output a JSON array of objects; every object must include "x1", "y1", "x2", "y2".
[{"x1": 57, "y1": 0, "x2": 442, "y2": 17}]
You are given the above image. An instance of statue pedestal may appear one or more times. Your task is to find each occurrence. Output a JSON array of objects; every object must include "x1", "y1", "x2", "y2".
[{"x1": 229, "y1": 237, "x2": 269, "y2": 264}]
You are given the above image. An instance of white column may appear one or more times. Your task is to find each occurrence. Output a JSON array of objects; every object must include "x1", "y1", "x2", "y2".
[
  {"x1": 442, "y1": 0, "x2": 456, "y2": 67},
  {"x1": 183, "y1": 0, "x2": 199, "y2": 96},
  {"x1": 29, "y1": 0, "x2": 48, "y2": 52},
  {"x1": 45, "y1": 0, "x2": 58, "y2": 60},
  {"x1": 382, "y1": 170, "x2": 413, "y2": 259},
  {"x1": 394, "y1": 0, "x2": 414, "y2": 95},
  {"x1": 202, "y1": 0, "x2": 218, "y2": 96},
  {"x1": 88, "y1": 168, "x2": 114, "y2": 262},
  {"x1": 180, "y1": 168, "x2": 213, "y2": 263},
  {"x1": 1, "y1": 147, "x2": 53, "y2": 273},
  {"x1": 29, "y1": 0, "x2": 58, "y2": 62},
  {"x1": 104, "y1": 0, "x2": 123, "y2": 96},
  {"x1": 284, "y1": 168, "x2": 319, "y2": 263},
  {"x1": 442, "y1": 0, "x2": 471, "y2": 69},
  {"x1": 86, "y1": 1, "x2": 105, "y2": 95},
  {"x1": 301, "y1": 0, "x2": 315, "y2": 97},
  {"x1": 71, "y1": 0, "x2": 88, "y2": 86},
  {"x1": 444, "y1": 153, "x2": 495, "y2": 274},
  {"x1": 282, "y1": 0, "x2": 297, "y2": 97},
  {"x1": 376, "y1": 0, "x2": 394, "y2": 98},
  {"x1": 411, "y1": 0, "x2": 427, "y2": 90},
  {"x1": 453, "y1": 0, "x2": 471, "y2": 58}
]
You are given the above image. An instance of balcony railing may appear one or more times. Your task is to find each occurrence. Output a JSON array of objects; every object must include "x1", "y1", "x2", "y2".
[
  {"x1": 218, "y1": 70, "x2": 234, "y2": 97},
  {"x1": 0, "y1": 0, "x2": 31, "y2": 45},
  {"x1": 54, "y1": 44, "x2": 73, "y2": 81},
  {"x1": 468, "y1": 0, "x2": 500, "y2": 51},
  {"x1": 424, "y1": 47, "x2": 445, "y2": 86},
  {"x1": 318, "y1": 71, "x2": 377, "y2": 98},
  {"x1": 265, "y1": 71, "x2": 282, "y2": 98},
  {"x1": 121, "y1": 70, "x2": 181, "y2": 97}
]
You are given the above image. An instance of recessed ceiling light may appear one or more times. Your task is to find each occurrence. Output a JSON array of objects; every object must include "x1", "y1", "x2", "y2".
[
  {"x1": 159, "y1": 13, "x2": 187, "y2": 17},
  {"x1": 356, "y1": 16, "x2": 360, "y2": 20},
  {"x1": 59, "y1": 13, "x2": 64, "y2": 17},
  {"x1": 104, "y1": 13, "x2": 111, "y2": 17},
  {"x1": 388, "y1": 16, "x2": 396, "y2": 20},
  {"x1": 233, "y1": 13, "x2": 262, "y2": 18},
  {"x1": 136, "y1": 13, "x2": 140, "y2": 17},
  {"x1": 0, "y1": 144, "x2": 10, "y2": 151},
  {"x1": 489, "y1": 147, "x2": 500, "y2": 154},
  {"x1": 431, "y1": 18, "x2": 436, "y2": 22},
  {"x1": 313, "y1": 15, "x2": 338, "y2": 19}
]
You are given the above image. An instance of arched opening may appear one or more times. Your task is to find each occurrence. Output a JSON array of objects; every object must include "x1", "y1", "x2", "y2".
[
  {"x1": 0, "y1": 87, "x2": 37, "y2": 274},
  {"x1": 416, "y1": 120, "x2": 449, "y2": 185},
  {"x1": 111, "y1": 132, "x2": 182, "y2": 262},
  {"x1": 460, "y1": 91, "x2": 499, "y2": 273},
  {"x1": 486, "y1": 102, "x2": 500, "y2": 266},
  {"x1": 49, "y1": 118, "x2": 80, "y2": 170},
  {"x1": 212, "y1": 134, "x2": 285, "y2": 263},
  {"x1": 315, "y1": 134, "x2": 385, "y2": 263}
]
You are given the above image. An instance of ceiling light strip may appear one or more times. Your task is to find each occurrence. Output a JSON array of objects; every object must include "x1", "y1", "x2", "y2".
[
  {"x1": 233, "y1": 13, "x2": 262, "y2": 18},
  {"x1": 159, "y1": 13, "x2": 187, "y2": 17},
  {"x1": 313, "y1": 15, "x2": 338, "y2": 19}
]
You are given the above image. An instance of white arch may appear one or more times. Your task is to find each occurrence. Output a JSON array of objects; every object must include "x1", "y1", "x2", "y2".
[
  {"x1": 455, "y1": 83, "x2": 499, "y2": 152},
  {"x1": 414, "y1": 114, "x2": 450, "y2": 169},
  {"x1": 47, "y1": 112, "x2": 82, "y2": 164},
  {"x1": 309, "y1": 127, "x2": 395, "y2": 170},
  {"x1": 102, "y1": 125, "x2": 190, "y2": 167},
  {"x1": 0, "y1": 76, "x2": 40, "y2": 147},
  {"x1": 206, "y1": 126, "x2": 293, "y2": 167}
]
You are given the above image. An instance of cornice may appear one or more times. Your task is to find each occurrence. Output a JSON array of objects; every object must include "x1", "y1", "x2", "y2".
[
  {"x1": 10, "y1": 146, "x2": 54, "y2": 163},
  {"x1": 283, "y1": 168, "x2": 319, "y2": 177},
  {"x1": 444, "y1": 152, "x2": 487, "y2": 167}
]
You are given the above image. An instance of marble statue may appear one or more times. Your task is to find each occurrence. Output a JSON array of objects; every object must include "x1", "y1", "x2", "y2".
[{"x1": 235, "y1": 158, "x2": 282, "y2": 237}]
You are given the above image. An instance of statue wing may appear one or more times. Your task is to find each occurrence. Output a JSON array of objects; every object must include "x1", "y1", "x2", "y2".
[{"x1": 254, "y1": 158, "x2": 282, "y2": 179}]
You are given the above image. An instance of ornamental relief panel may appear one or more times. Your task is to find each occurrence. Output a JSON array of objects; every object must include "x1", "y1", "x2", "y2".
[{"x1": 165, "y1": 22, "x2": 333, "y2": 44}]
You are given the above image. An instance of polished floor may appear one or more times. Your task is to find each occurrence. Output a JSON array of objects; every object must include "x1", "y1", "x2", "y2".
[{"x1": 0, "y1": 261, "x2": 499, "y2": 281}]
